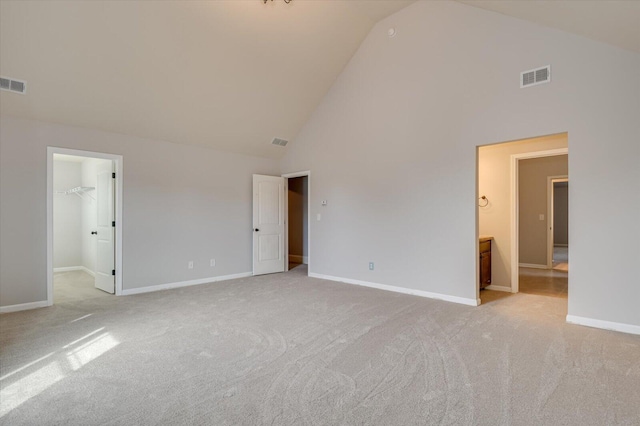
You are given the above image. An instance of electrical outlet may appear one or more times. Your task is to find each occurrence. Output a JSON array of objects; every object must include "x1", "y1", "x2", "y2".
[
  {"x1": 210, "y1": 258, "x2": 216, "y2": 267},
  {"x1": 188, "y1": 261, "x2": 194, "y2": 269},
  {"x1": 369, "y1": 262, "x2": 374, "y2": 271}
]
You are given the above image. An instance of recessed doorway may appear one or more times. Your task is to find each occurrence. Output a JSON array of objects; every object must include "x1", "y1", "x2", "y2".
[
  {"x1": 283, "y1": 171, "x2": 310, "y2": 274},
  {"x1": 477, "y1": 133, "x2": 568, "y2": 304},
  {"x1": 47, "y1": 147, "x2": 123, "y2": 305},
  {"x1": 286, "y1": 175, "x2": 308, "y2": 271},
  {"x1": 251, "y1": 171, "x2": 311, "y2": 276}
]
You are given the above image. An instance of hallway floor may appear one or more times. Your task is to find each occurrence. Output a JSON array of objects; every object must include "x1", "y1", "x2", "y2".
[
  {"x1": 54, "y1": 270, "x2": 111, "y2": 304},
  {"x1": 518, "y1": 267, "x2": 568, "y2": 298},
  {"x1": 519, "y1": 246, "x2": 568, "y2": 298}
]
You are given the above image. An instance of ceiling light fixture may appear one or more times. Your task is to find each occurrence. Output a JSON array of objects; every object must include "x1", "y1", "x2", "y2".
[{"x1": 263, "y1": 0, "x2": 292, "y2": 3}]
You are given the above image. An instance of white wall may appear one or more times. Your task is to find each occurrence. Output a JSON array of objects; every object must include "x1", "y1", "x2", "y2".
[
  {"x1": 281, "y1": 1, "x2": 640, "y2": 326},
  {"x1": 0, "y1": 116, "x2": 280, "y2": 307},
  {"x1": 53, "y1": 159, "x2": 82, "y2": 268},
  {"x1": 478, "y1": 134, "x2": 567, "y2": 288}
]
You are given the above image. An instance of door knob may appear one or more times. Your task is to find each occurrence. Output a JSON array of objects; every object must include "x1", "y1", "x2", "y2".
[
  {"x1": 91, "y1": 231, "x2": 98, "y2": 235},
  {"x1": 254, "y1": 228, "x2": 259, "y2": 232}
]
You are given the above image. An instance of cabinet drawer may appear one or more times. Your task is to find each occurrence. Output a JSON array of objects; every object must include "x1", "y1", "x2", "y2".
[{"x1": 479, "y1": 240, "x2": 491, "y2": 254}]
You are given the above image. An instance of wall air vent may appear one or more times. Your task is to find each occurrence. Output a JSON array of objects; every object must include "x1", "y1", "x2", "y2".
[
  {"x1": 0, "y1": 76, "x2": 27, "y2": 94},
  {"x1": 520, "y1": 65, "x2": 551, "y2": 88},
  {"x1": 271, "y1": 137, "x2": 288, "y2": 147}
]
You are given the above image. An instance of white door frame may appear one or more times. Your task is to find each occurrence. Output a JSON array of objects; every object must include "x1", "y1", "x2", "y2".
[
  {"x1": 281, "y1": 170, "x2": 310, "y2": 273},
  {"x1": 47, "y1": 147, "x2": 124, "y2": 304},
  {"x1": 547, "y1": 176, "x2": 568, "y2": 268},
  {"x1": 510, "y1": 148, "x2": 567, "y2": 293}
]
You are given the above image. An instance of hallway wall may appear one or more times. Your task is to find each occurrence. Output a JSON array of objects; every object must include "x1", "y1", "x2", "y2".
[
  {"x1": 53, "y1": 160, "x2": 82, "y2": 268},
  {"x1": 519, "y1": 155, "x2": 568, "y2": 265}
]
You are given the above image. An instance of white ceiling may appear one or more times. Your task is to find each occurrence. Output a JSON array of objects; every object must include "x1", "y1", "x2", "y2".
[
  {"x1": 456, "y1": 0, "x2": 640, "y2": 53},
  {"x1": 0, "y1": 0, "x2": 413, "y2": 159},
  {"x1": 1, "y1": 1, "x2": 638, "y2": 159}
]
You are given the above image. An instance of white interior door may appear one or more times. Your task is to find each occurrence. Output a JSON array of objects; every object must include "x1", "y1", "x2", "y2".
[
  {"x1": 95, "y1": 168, "x2": 115, "y2": 293},
  {"x1": 253, "y1": 174, "x2": 285, "y2": 276}
]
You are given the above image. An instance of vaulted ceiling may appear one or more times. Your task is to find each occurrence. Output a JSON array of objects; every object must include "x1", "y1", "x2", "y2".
[
  {"x1": 1, "y1": 1, "x2": 638, "y2": 159},
  {"x1": 0, "y1": 0, "x2": 413, "y2": 159},
  {"x1": 457, "y1": 0, "x2": 640, "y2": 54}
]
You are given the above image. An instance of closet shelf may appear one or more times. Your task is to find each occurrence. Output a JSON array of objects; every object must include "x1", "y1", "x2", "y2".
[{"x1": 56, "y1": 186, "x2": 95, "y2": 201}]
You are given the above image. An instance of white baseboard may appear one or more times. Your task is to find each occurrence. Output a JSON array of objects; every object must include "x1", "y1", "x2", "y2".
[
  {"x1": 53, "y1": 266, "x2": 95, "y2": 277},
  {"x1": 308, "y1": 273, "x2": 478, "y2": 307},
  {"x1": 303, "y1": 256, "x2": 309, "y2": 264},
  {"x1": 81, "y1": 266, "x2": 95, "y2": 277},
  {"x1": 0, "y1": 300, "x2": 49, "y2": 314},
  {"x1": 54, "y1": 266, "x2": 82, "y2": 272},
  {"x1": 566, "y1": 315, "x2": 640, "y2": 336},
  {"x1": 485, "y1": 285, "x2": 512, "y2": 293},
  {"x1": 519, "y1": 263, "x2": 548, "y2": 269},
  {"x1": 121, "y1": 272, "x2": 252, "y2": 296}
]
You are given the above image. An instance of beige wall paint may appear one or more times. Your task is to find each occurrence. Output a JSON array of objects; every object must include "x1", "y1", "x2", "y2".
[
  {"x1": 518, "y1": 155, "x2": 568, "y2": 265},
  {"x1": 0, "y1": 116, "x2": 280, "y2": 307},
  {"x1": 553, "y1": 182, "x2": 569, "y2": 246},
  {"x1": 478, "y1": 134, "x2": 568, "y2": 288},
  {"x1": 281, "y1": 1, "x2": 640, "y2": 326}
]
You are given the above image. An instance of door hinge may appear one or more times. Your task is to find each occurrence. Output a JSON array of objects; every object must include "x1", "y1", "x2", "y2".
[
  {"x1": 112, "y1": 221, "x2": 116, "y2": 227},
  {"x1": 112, "y1": 172, "x2": 116, "y2": 178},
  {"x1": 112, "y1": 269, "x2": 115, "y2": 276}
]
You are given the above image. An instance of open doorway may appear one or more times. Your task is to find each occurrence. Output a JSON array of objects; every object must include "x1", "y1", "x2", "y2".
[
  {"x1": 282, "y1": 171, "x2": 310, "y2": 274},
  {"x1": 286, "y1": 175, "x2": 308, "y2": 271},
  {"x1": 47, "y1": 147, "x2": 123, "y2": 305},
  {"x1": 550, "y1": 178, "x2": 569, "y2": 272},
  {"x1": 252, "y1": 171, "x2": 310, "y2": 277},
  {"x1": 477, "y1": 133, "x2": 568, "y2": 304},
  {"x1": 516, "y1": 155, "x2": 568, "y2": 297}
]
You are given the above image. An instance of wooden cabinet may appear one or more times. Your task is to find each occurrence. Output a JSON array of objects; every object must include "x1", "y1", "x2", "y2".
[{"x1": 479, "y1": 238, "x2": 491, "y2": 289}]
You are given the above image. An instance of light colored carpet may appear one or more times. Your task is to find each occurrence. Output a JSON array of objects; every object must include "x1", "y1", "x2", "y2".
[
  {"x1": 54, "y1": 270, "x2": 111, "y2": 304},
  {"x1": 2, "y1": 265, "x2": 639, "y2": 425}
]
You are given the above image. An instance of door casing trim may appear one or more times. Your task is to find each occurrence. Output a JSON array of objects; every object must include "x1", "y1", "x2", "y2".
[
  {"x1": 47, "y1": 146, "x2": 123, "y2": 304},
  {"x1": 510, "y1": 148, "x2": 568, "y2": 293}
]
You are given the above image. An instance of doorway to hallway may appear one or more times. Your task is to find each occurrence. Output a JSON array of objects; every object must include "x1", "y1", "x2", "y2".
[{"x1": 476, "y1": 133, "x2": 569, "y2": 304}]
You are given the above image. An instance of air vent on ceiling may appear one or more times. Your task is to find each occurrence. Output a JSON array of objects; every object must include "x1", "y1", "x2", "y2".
[
  {"x1": 271, "y1": 137, "x2": 288, "y2": 147},
  {"x1": 0, "y1": 76, "x2": 27, "y2": 94},
  {"x1": 520, "y1": 65, "x2": 551, "y2": 88}
]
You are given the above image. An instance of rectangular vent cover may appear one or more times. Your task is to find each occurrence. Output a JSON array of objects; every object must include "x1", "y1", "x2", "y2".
[
  {"x1": 0, "y1": 76, "x2": 27, "y2": 94},
  {"x1": 520, "y1": 65, "x2": 551, "y2": 88},
  {"x1": 271, "y1": 138, "x2": 288, "y2": 147}
]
